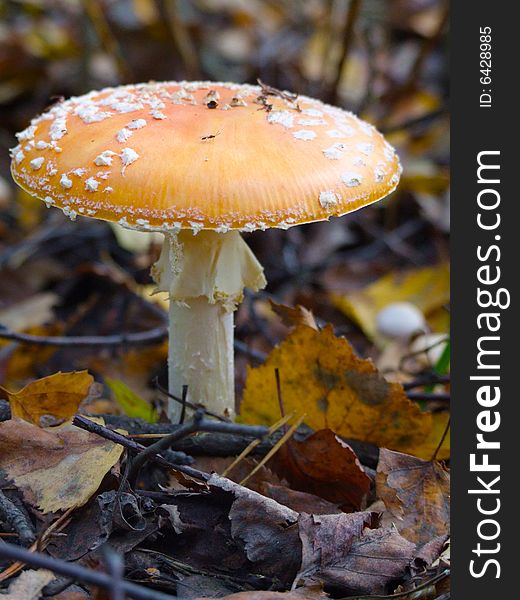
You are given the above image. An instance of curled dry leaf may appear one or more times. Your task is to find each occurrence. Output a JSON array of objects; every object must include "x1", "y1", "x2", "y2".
[
  {"x1": 240, "y1": 324, "x2": 438, "y2": 457},
  {"x1": 209, "y1": 474, "x2": 301, "y2": 585},
  {"x1": 2, "y1": 371, "x2": 93, "y2": 426},
  {"x1": 376, "y1": 448, "x2": 450, "y2": 547},
  {"x1": 297, "y1": 512, "x2": 416, "y2": 595},
  {"x1": 0, "y1": 418, "x2": 124, "y2": 513},
  {"x1": 270, "y1": 429, "x2": 371, "y2": 512}
]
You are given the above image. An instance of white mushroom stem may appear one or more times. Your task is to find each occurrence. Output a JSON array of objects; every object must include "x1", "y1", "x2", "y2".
[
  {"x1": 167, "y1": 298, "x2": 234, "y2": 420},
  {"x1": 152, "y1": 230, "x2": 266, "y2": 422}
]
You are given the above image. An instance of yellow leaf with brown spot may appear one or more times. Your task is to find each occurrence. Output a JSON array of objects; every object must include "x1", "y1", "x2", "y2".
[
  {"x1": 240, "y1": 325, "x2": 446, "y2": 458},
  {"x1": 332, "y1": 263, "x2": 450, "y2": 344},
  {"x1": 3, "y1": 371, "x2": 93, "y2": 427}
]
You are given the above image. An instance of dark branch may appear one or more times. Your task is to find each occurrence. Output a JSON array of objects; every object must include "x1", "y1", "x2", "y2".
[
  {"x1": 0, "y1": 324, "x2": 167, "y2": 347},
  {"x1": 0, "y1": 541, "x2": 176, "y2": 600},
  {"x1": 403, "y1": 374, "x2": 451, "y2": 390},
  {"x1": 72, "y1": 414, "x2": 211, "y2": 482},
  {"x1": 0, "y1": 490, "x2": 36, "y2": 546}
]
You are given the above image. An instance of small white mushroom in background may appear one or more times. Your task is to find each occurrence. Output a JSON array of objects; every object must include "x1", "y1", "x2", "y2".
[{"x1": 376, "y1": 302, "x2": 427, "y2": 340}]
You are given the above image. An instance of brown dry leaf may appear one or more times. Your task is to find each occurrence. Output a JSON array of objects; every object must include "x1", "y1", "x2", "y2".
[
  {"x1": 270, "y1": 429, "x2": 371, "y2": 512},
  {"x1": 376, "y1": 448, "x2": 450, "y2": 546},
  {"x1": 240, "y1": 324, "x2": 435, "y2": 457},
  {"x1": 0, "y1": 417, "x2": 124, "y2": 513},
  {"x1": 269, "y1": 300, "x2": 318, "y2": 330},
  {"x1": 2, "y1": 371, "x2": 93, "y2": 426},
  {"x1": 1, "y1": 569, "x2": 55, "y2": 600},
  {"x1": 208, "y1": 474, "x2": 301, "y2": 585},
  {"x1": 297, "y1": 512, "x2": 415, "y2": 595}
]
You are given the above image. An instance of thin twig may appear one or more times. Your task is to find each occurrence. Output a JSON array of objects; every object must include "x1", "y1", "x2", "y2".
[
  {"x1": 221, "y1": 413, "x2": 293, "y2": 478},
  {"x1": 83, "y1": 0, "x2": 133, "y2": 81},
  {"x1": 0, "y1": 542, "x2": 176, "y2": 600},
  {"x1": 403, "y1": 374, "x2": 450, "y2": 390},
  {"x1": 327, "y1": 0, "x2": 362, "y2": 104},
  {"x1": 380, "y1": 107, "x2": 447, "y2": 135},
  {"x1": 432, "y1": 417, "x2": 450, "y2": 462},
  {"x1": 274, "y1": 368, "x2": 285, "y2": 418},
  {"x1": 338, "y1": 568, "x2": 450, "y2": 599},
  {"x1": 179, "y1": 384, "x2": 188, "y2": 425},
  {"x1": 155, "y1": 376, "x2": 225, "y2": 419},
  {"x1": 406, "y1": 391, "x2": 450, "y2": 402},
  {"x1": 155, "y1": 0, "x2": 200, "y2": 79},
  {"x1": 240, "y1": 415, "x2": 305, "y2": 486},
  {"x1": 152, "y1": 377, "x2": 228, "y2": 422},
  {"x1": 400, "y1": 0, "x2": 449, "y2": 94}
]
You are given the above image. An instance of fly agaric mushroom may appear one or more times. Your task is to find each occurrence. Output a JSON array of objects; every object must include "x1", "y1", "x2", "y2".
[{"x1": 10, "y1": 81, "x2": 401, "y2": 422}]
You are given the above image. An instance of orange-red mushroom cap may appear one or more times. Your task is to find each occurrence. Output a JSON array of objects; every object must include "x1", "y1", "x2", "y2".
[{"x1": 10, "y1": 81, "x2": 401, "y2": 233}]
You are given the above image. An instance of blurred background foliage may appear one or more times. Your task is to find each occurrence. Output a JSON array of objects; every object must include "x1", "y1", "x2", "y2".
[{"x1": 0, "y1": 0, "x2": 449, "y2": 403}]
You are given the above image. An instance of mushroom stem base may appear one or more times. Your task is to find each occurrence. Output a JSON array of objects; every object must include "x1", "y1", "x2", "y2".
[{"x1": 168, "y1": 297, "x2": 234, "y2": 421}]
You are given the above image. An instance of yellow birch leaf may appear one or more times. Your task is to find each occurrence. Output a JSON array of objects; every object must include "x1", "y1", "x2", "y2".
[
  {"x1": 0, "y1": 417, "x2": 124, "y2": 513},
  {"x1": 3, "y1": 371, "x2": 93, "y2": 427},
  {"x1": 240, "y1": 325, "x2": 449, "y2": 459},
  {"x1": 332, "y1": 263, "x2": 450, "y2": 343}
]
